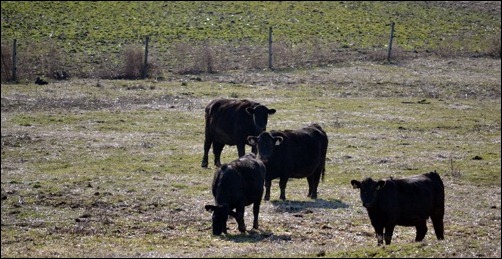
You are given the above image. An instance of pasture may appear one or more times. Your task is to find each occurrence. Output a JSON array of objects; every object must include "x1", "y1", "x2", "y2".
[
  {"x1": 1, "y1": 1, "x2": 500, "y2": 81},
  {"x1": 1, "y1": 57, "x2": 501, "y2": 257}
]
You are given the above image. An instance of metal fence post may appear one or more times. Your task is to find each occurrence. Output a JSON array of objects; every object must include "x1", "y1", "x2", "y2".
[
  {"x1": 387, "y1": 22, "x2": 395, "y2": 63},
  {"x1": 268, "y1": 27, "x2": 273, "y2": 70},
  {"x1": 12, "y1": 39, "x2": 17, "y2": 82},
  {"x1": 143, "y1": 36, "x2": 149, "y2": 79}
]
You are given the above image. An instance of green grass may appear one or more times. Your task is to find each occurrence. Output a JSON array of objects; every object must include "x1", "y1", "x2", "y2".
[
  {"x1": 2, "y1": 1, "x2": 499, "y2": 50},
  {"x1": 1, "y1": 1, "x2": 500, "y2": 80}
]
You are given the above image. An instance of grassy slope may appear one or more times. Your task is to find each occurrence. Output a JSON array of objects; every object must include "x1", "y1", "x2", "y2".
[
  {"x1": 1, "y1": 1, "x2": 501, "y2": 258},
  {"x1": 2, "y1": 1, "x2": 499, "y2": 49},
  {"x1": 1, "y1": 1, "x2": 500, "y2": 78}
]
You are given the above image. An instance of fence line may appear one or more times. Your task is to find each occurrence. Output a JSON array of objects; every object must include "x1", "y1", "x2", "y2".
[
  {"x1": 387, "y1": 22, "x2": 395, "y2": 63},
  {"x1": 2, "y1": 25, "x2": 401, "y2": 83},
  {"x1": 12, "y1": 39, "x2": 17, "y2": 82}
]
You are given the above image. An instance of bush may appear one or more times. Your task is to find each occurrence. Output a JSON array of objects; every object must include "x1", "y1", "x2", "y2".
[
  {"x1": 486, "y1": 32, "x2": 501, "y2": 58},
  {"x1": 123, "y1": 44, "x2": 144, "y2": 79},
  {"x1": 1, "y1": 44, "x2": 13, "y2": 82}
]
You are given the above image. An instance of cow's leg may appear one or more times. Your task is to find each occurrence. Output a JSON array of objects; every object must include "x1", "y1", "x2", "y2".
[
  {"x1": 374, "y1": 226, "x2": 384, "y2": 246},
  {"x1": 250, "y1": 144, "x2": 257, "y2": 155},
  {"x1": 307, "y1": 175, "x2": 314, "y2": 198},
  {"x1": 307, "y1": 175, "x2": 315, "y2": 198},
  {"x1": 236, "y1": 143, "x2": 246, "y2": 157},
  {"x1": 235, "y1": 207, "x2": 246, "y2": 233},
  {"x1": 264, "y1": 180, "x2": 272, "y2": 201},
  {"x1": 212, "y1": 142, "x2": 224, "y2": 167},
  {"x1": 307, "y1": 173, "x2": 321, "y2": 199},
  {"x1": 384, "y1": 225, "x2": 395, "y2": 245},
  {"x1": 201, "y1": 133, "x2": 213, "y2": 168},
  {"x1": 252, "y1": 201, "x2": 260, "y2": 229},
  {"x1": 431, "y1": 209, "x2": 445, "y2": 240},
  {"x1": 308, "y1": 165, "x2": 324, "y2": 199},
  {"x1": 415, "y1": 221, "x2": 428, "y2": 242},
  {"x1": 279, "y1": 177, "x2": 288, "y2": 201},
  {"x1": 222, "y1": 220, "x2": 228, "y2": 234}
]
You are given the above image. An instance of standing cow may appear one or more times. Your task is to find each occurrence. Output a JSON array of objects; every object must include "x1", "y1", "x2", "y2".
[
  {"x1": 201, "y1": 98, "x2": 276, "y2": 168},
  {"x1": 247, "y1": 123, "x2": 328, "y2": 201},
  {"x1": 205, "y1": 153, "x2": 266, "y2": 235},
  {"x1": 351, "y1": 171, "x2": 445, "y2": 246}
]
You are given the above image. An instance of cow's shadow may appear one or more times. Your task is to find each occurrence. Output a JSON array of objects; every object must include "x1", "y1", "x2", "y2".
[
  {"x1": 220, "y1": 229, "x2": 291, "y2": 243},
  {"x1": 221, "y1": 199, "x2": 347, "y2": 243},
  {"x1": 269, "y1": 198, "x2": 349, "y2": 213}
]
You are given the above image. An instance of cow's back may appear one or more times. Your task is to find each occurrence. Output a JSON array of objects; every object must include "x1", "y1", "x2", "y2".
[
  {"x1": 212, "y1": 154, "x2": 265, "y2": 206},
  {"x1": 233, "y1": 155, "x2": 266, "y2": 205},
  {"x1": 422, "y1": 171, "x2": 445, "y2": 214},
  {"x1": 380, "y1": 172, "x2": 444, "y2": 226},
  {"x1": 268, "y1": 124, "x2": 328, "y2": 178},
  {"x1": 205, "y1": 99, "x2": 257, "y2": 144},
  {"x1": 211, "y1": 166, "x2": 241, "y2": 204}
]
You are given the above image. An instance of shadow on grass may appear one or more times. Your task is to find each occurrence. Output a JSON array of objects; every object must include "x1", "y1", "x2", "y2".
[
  {"x1": 220, "y1": 228, "x2": 291, "y2": 243},
  {"x1": 270, "y1": 198, "x2": 349, "y2": 213}
]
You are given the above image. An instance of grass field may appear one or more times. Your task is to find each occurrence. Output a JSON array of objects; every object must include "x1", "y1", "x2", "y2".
[
  {"x1": 1, "y1": 56, "x2": 500, "y2": 257},
  {"x1": 1, "y1": 1, "x2": 500, "y2": 80}
]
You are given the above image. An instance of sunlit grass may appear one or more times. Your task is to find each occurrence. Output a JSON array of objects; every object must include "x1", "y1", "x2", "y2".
[{"x1": 1, "y1": 57, "x2": 500, "y2": 257}]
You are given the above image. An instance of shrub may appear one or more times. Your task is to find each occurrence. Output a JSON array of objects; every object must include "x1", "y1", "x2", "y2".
[
  {"x1": 123, "y1": 44, "x2": 144, "y2": 79},
  {"x1": 486, "y1": 32, "x2": 501, "y2": 58},
  {"x1": 1, "y1": 44, "x2": 13, "y2": 82}
]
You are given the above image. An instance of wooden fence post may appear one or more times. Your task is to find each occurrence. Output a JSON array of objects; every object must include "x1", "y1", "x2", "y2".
[
  {"x1": 12, "y1": 39, "x2": 17, "y2": 82},
  {"x1": 142, "y1": 36, "x2": 149, "y2": 79},
  {"x1": 387, "y1": 22, "x2": 395, "y2": 63},
  {"x1": 268, "y1": 26, "x2": 273, "y2": 70}
]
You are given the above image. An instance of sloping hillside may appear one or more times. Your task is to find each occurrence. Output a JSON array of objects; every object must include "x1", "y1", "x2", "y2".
[{"x1": 1, "y1": 1, "x2": 500, "y2": 80}]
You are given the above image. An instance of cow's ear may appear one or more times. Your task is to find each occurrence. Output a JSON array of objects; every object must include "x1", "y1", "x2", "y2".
[
  {"x1": 247, "y1": 136, "x2": 258, "y2": 145},
  {"x1": 268, "y1": 109, "x2": 276, "y2": 115},
  {"x1": 245, "y1": 107, "x2": 255, "y2": 115},
  {"x1": 351, "y1": 180, "x2": 361, "y2": 189},
  {"x1": 376, "y1": 180, "x2": 386, "y2": 190},
  {"x1": 274, "y1": 136, "x2": 283, "y2": 146},
  {"x1": 205, "y1": 205, "x2": 216, "y2": 212}
]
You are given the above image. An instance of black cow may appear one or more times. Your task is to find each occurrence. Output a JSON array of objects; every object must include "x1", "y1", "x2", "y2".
[
  {"x1": 247, "y1": 123, "x2": 328, "y2": 201},
  {"x1": 351, "y1": 171, "x2": 445, "y2": 246},
  {"x1": 35, "y1": 77, "x2": 48, "y2": 85},
  {"x1": 201, "y1": 98, "x2": 276, "y2": 168},
  {"x1": 205, "y1": 153, "x2": 266, "y2": 235}
]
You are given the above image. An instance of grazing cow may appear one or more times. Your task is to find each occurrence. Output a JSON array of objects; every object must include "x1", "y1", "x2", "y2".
[
  {"x1": 351, "y1": 171, "x2": 445, "y2": 246},
  {"x1": 247, "y1": 123, "x2": 328, "y2": 201},
  {"x1": 35, "y1": 77, "x2": 48, "y2": 85},
  {"x1": 201, "y1": 98, "x2": 276, "y2": 168},
  {"x1": 205, "y1": 153, "x2": 266, "y2": 235},
  {"x1": 53, "y1": 70, "x2": 69, "y2": 80}
]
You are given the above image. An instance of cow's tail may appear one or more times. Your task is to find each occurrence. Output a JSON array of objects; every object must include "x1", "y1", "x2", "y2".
[
  {"x1": 427, "y1": 170, "x2": 444, "y2": 194},
  {"x1": 428, "y1": 170, "x2": 443, "y2": 183},
  {"x1": 321, "y1": 166, "x2": 325, "y2": 182}
]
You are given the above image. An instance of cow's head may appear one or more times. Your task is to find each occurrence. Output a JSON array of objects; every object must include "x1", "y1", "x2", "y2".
[
  {"x1": 205, "y1": 204, "x2": 229, "y2": 235},
  {"x1": 351, "y1": 178, "x2": 386, "y2": 209},
  {"x1": 246, "y1": 105, "x2": 276, "y2": 133},
  {"x1": 247, "y1": 132, "x2": 283, "y2": 161}
]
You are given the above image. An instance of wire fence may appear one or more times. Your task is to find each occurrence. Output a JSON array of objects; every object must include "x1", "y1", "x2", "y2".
[{"x1": 1, "y1": 23, "x2": 499, "y2": 83}]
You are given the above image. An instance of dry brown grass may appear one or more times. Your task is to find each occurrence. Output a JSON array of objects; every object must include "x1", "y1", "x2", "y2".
[
  {"x1": 123, "y1": 44, "x2": 144, "y2": 79},
  {"x1": 1, "y1": 57, "x2": 500, "y2": 258}
]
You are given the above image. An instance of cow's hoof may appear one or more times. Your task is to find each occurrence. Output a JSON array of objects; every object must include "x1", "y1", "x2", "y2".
[{"x1": 201, "y1": 161, "x2": 208, "y2": 168}]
